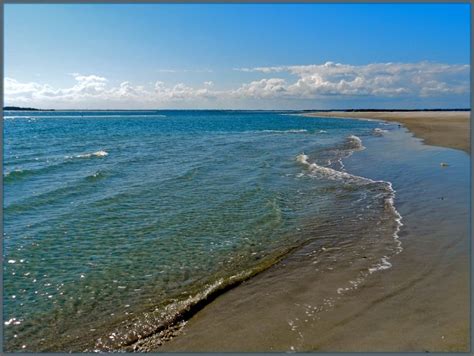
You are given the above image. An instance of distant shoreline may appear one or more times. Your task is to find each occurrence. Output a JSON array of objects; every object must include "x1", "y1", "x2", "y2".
[
  {"x1": 3, "y1": 106, "x2": 55, "y2": 111},
  {"x1": 303, "y1": 110, "x2": 470, "y2": 154}
]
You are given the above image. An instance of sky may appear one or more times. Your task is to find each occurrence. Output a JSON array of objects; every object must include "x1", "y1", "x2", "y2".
[{"x1": 4, "y1": 3, "x2": 471, "y2": 110}]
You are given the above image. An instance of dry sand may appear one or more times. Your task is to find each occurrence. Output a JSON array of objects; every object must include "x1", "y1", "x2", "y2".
[{"x1": 303, "y1": 111, "x2": 470, "y2": 153}]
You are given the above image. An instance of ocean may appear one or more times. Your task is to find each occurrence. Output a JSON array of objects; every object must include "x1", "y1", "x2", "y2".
[{"x1": 4, "y1": 110, "x2": 409, "y2": 351}]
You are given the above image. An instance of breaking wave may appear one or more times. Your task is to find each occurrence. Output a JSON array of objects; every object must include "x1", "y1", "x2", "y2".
[
  {"x1": 296, "y1": 134, "x2": 403, "y2": 269},
  {"x1": 260, "y1": 129, "x2": 308, "y2": 134},
  {"x1": 70, "y1": 150, "x2": 109, "y2": 159},
  {"x1": 345, "y1": 134, "x2": 365, "y2": 151},
  {"x1": 373, "y1": 128, "x2": 388, "y2": 136}
]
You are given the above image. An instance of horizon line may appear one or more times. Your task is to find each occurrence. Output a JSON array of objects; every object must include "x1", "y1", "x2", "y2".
[{"x1": 3, "y1": 107, "x2": 472, "y2": 112}]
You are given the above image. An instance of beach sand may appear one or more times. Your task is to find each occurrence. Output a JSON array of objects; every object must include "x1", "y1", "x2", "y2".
[{"x1": 303, "y1": 111, "x2": 470, "y2": 153}]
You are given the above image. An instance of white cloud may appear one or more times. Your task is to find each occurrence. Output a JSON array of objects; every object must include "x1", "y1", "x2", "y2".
[
  {"x1": 4, "y1": 61, "x2": 470, "y2": 109},
  {"x1": 153, "y1": 81, "x2": 221, "y2": 100},
  {"x1": 5, "y1": 78, "x2": 45, "y2": 96},
  {"x1": 4, "y1": 74, "x2": 222, "y2": 108},
  {"x1": 233, "y1": 78, "x2": 288, "y2": 98},
  {"x1": 5, "y1": 74, "x2": 110, "y2": 104},
  {"x1": 234, "y1": 61, "x2": 470, "y2": 98}
]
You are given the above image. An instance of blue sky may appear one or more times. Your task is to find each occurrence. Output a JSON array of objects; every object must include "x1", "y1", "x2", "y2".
[{"x1": 4, "y1": 4, "x2": 471, "y2": 109}]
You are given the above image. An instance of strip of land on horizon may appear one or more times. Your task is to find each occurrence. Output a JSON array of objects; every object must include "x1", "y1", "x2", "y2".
[{"x1": 303, "y1": 111, "x2": 470, "y2": 153}]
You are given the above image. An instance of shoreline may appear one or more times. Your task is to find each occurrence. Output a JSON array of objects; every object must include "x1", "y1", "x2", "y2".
[
  {"x1": 152, "y1": 121, "x2": 469, "y2": 352},
  {"x1": 302, "y1": 111, "x2": 470, "y2": 154}
]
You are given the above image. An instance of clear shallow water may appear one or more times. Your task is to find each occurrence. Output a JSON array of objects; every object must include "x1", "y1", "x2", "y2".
[{"x1": 3, "y1": 110, "x2": 401, "y2": 351}]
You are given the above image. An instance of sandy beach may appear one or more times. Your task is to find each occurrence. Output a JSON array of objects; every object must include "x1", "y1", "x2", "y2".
[{"x1": 303, "y1": 111, "x2": 470, "y2": 153}]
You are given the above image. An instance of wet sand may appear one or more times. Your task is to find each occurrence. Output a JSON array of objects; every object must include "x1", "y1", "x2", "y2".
[
  {"x1": 133, "y1": 121, "x2": 470, "y2": 352},
  {"x1": 303, "y1": 111, "x2": 470, "y2": 153}
]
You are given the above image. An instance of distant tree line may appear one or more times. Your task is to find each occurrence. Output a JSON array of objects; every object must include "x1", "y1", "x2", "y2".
[{"x1": 3, "y1": 106, "x2": 55, "y2": 111}]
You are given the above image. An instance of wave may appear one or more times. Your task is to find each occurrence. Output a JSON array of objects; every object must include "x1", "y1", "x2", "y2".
[
  {"x1": 383, "y1": 181, "x2": 403, "y2": 254},
  {"x1": 4, "y1": 169, "x2": 29, "y2": 181},
  {"x1": 3, "y1": 164, "x2": 65, "y2": 183},
  {"x1": 368, "y1": 256, "x2": 392, "y2": 273},
  {"x1": 289, "y1": 135, "x2": 404, "y2": 338},
  {"x1": 296, "y1": 135, "x2": 403, "y2": 268},
  {"x1": 5, "y1": 151, "x2": 108, "y2": 184},
  {"x1": 345, "y1": 134, "x2": 365, "y2": 151},
  {"x1": 4, "y1": 116, "x2": 36, "y2": 120},
  {"x1": 320, "y1": 134, "x2": 365, "y2": 172},
  {"x1": 5, "y1": 169, "x2": 110, "y2": 214},
  {"x1": 85, "y1": 170, "x2": 108, "y2": 181},
  {"x1": 260, "y1": 129, "x2": 308, "y2": 134},
  {"x1": 66, "y1": 150, "x2": 108, "y2": 159},
  {"x1": 372, "y1": 128, "x2": 388, "y2": 136},
  {"x1": 91, "y1": 246, "x2": 298, "y2": 352},
  {"x1": 296, "y1": 153, "x2": 367, "y2": 184}
]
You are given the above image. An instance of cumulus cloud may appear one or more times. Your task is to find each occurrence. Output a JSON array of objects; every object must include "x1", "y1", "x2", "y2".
[
  {"x1": 4, "y1": 74, "x2": 222, "y2": 108},
  {"x1": 5, "y1": 74, "x2": 111, "y2": 104},
  {"x1": 5, "y1": 78, "x2": 46, "y2": 97},
  {"x1": 4, "y1": 61, "x2": 470, "y2": 108},
  {"x1": 153, "y1": 81, "x2": 222, "y2": 100},
  {"x1": 234, "y1": 61, "x2": 469, "y2": 98},
  {"x1": 233, "y1": 78, "x2": 288, "y2": 98}
]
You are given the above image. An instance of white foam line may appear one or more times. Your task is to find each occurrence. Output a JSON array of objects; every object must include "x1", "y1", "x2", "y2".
[
  {"x1": 66, "y1": 150, "x2": 109, "y2": 159},
  {"x1": 290, "y1": 137, "x2": 404, "y2": 346},
  {"x1": 346, "y1": 135, "x2": 365, "y2": 151},
  {"x1": 373, "y1": 127, "x2": 388, "y2": 134},
  {"x1": 260, "y1": 129, "x2": 308, "y2": 134},
  {"x1": 296, "y1": 135, "x2": 404, "y2": 275}
]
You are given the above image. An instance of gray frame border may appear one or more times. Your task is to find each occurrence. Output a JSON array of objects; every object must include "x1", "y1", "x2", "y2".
[{"x1": 0, "y1": 1, "x2": 472, "y2": 355}]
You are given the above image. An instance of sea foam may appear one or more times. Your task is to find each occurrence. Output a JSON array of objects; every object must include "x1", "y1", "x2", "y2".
[
  {"x1": 296, "y1": 134, "x2": 403, "y2": 273},
  {"x1": 261, "y1": 129, "x2": 308, "y2": 134},
  {"x1": 345, "y1": 135, "x2": 365, "y2": 151},
  {"x1": 74, "y1": 150, "x2": 109, "y2": 159},
  {"x1": 373, "y1": 128, "x2": 388, "y2": 136}
]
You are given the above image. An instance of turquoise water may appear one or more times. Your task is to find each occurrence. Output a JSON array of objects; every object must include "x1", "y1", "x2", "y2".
[{"x1": 3, "y1": 110, "x2": 401, "y2": 351}]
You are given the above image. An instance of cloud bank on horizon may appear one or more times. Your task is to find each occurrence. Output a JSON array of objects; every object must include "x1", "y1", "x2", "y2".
[{"x1": 5, "y1": 61, "x2": 470, "y2": 110}]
